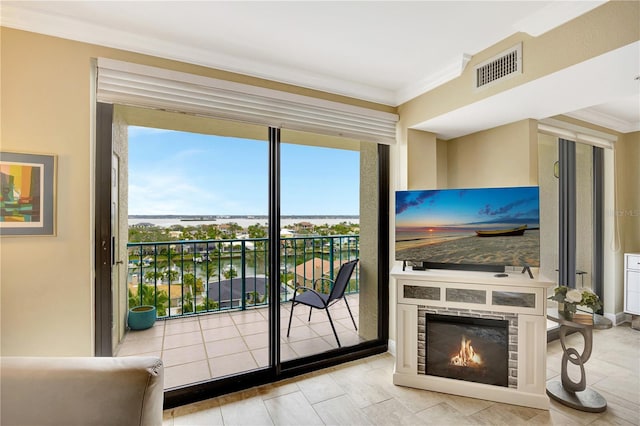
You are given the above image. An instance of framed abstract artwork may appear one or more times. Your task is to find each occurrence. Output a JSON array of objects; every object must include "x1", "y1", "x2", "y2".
[{"x1": 0, "y1": 152, "x2": 56, "y2": 236}]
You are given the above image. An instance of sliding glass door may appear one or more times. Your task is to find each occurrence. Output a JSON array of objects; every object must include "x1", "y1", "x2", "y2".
[
  {"x1": 97, "y1": 104, "x2": 389, "y2": 406},
  {"x1": 538, "y1": 134, "x2": 604, "y2": 310}
]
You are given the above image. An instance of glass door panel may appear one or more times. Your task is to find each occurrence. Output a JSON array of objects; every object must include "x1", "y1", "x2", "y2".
[
  {"x1": 538, "y1": 133, "x2": 560, "y2": 331},
  {"x1": 119, "y1": 107, "x2": 271, "y2": 388},
  {"x1": 279, "y1": 129, "x2": 378, "y2": 361},
  {"x1": 575, "y1": 141, "x2": 594, "y2": 291},
  {"x1": 538, "y1": 133, "x2": 559, "y2": 285}
]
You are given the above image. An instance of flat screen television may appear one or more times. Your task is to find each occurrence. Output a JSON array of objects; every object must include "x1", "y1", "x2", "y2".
[{"x1": 395, "y1": 186, "x2": 540, "y2": 272}]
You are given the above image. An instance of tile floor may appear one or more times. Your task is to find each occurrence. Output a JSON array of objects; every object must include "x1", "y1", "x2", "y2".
[
  {"x1": 116, "y1": 295, "x2": 362, "y2": 389},
  {"x1": 162, "y1": 322, "x2": 639, "y2": 425}
]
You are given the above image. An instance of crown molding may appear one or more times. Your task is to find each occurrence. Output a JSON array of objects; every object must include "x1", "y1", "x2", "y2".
[
  {"x1": 0, "y1": 3, "x2": 396, "y2": 106},
  {"x1": 564, "y1": 108, "x2": 640, "y2": 134},
  {"x1": 513, "y1": 0, "x2": 606, "y2": 36},
  {"x1": 395, "y1": 54, "x2": 472, "y2": 105}
]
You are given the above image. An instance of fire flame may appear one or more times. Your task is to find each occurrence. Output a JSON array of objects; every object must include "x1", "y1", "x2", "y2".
[{"x1": 450, "y1": 336, "x2": 482, "y2": 367}]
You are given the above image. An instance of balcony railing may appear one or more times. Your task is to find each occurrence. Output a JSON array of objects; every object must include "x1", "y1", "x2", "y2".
[{"x1": 127, "y1": 235, "x2": 359, "y2": 319}]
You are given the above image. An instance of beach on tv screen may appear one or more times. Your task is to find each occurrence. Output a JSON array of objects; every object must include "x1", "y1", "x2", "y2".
[{"x1": 395, "y1": 186, "x2": 540, "y2": 268}]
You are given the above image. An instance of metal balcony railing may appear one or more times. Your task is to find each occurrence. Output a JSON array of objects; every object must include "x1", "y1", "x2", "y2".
[{"x1": 127, "y1": 235, "x2": 359, "y2": 319}]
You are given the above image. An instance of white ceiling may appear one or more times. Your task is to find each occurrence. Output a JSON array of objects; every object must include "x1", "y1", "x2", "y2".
[{"x1": 2, "y1": 1, "x2": 638, "y2": 137}]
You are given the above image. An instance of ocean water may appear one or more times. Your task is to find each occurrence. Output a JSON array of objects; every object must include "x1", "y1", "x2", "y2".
[{"x1": 128, "y1": 217, "x2": 359, "y2": 228}]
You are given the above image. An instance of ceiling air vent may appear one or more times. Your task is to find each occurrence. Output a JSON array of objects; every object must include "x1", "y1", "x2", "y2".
[{"x1": 474, "y1": 43, "x2": 522, "y2": 89}]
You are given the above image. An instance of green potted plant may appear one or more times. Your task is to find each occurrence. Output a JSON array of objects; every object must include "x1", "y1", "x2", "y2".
[{"x1": 127, "y1": 285, "x2": 167, "y2": 330}]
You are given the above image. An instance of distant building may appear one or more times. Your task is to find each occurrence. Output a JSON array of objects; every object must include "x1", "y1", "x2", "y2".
[
  {"x1": 131, "y1": 222, "x2": 155, "y2": 228},
  {"x1": 168, "y1": 230, "x2": 183, "y2": 239},
  {"x1": 295, "y1": 222, "x2": 314, "y2": 232},
  {"x1": 218, "y1": 223, "x2": 234, "y2": 232}
]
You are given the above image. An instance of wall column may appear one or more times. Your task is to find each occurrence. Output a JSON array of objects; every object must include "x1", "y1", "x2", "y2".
[
  {"x1": 359, "y1": 142, "x2": 379, "y2": 340},
  {"x1": 407, "y1": 129, "x2": 439, "y2": 189}
]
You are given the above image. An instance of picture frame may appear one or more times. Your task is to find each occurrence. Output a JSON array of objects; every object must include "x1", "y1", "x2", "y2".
[{"x1": 0, "y1": 152, "x2": 57, "y2": 236}]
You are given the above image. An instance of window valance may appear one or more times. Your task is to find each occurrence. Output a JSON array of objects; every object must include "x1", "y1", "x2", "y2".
[{"x1": 97, "y1": 58, "x2": 398, "y2": 144}]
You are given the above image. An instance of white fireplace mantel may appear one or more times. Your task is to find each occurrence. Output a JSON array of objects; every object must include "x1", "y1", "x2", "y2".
[{"x1": 391, "y1": 265, "x2": 554, "y2": 410}]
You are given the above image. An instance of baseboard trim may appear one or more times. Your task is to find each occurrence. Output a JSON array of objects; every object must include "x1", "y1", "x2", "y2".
[
  {"x1": 387, "y1": 338, "x2": 396, "y2": 356},
  {"x1": 603, "y1": 311, "x2": 627, "y2": 325}
]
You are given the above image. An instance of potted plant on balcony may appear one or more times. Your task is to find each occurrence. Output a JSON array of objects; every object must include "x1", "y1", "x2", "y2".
[
  {"x1": 128, "y1": 305, "x2": 157, "y2": 330},
  {"x1": 127, "y1": 284, "x2": 167, "y2": 330}
]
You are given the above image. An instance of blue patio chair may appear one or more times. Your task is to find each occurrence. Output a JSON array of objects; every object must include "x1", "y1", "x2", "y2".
[{"x1": 286, "y1": 259, "x2": 358, "y2": 347}]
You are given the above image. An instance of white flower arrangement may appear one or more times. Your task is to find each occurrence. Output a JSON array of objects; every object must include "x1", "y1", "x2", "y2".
[{"x1": 549, "y1": 286, "x2": 602, "y2": 314}]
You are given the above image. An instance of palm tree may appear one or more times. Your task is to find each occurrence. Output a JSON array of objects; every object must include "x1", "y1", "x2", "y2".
[
  {"x1": 194, "y1": 277, "x2": 204, "y2": 293},
  {"x1": 206, "y1": 262, "x2": 217, "y2": 280},
  {"x1": 196, "y1": 299, "x2": 218, "y2": 312},
  {"x1": 248, "y1": 223, "x2": 267, "y2": 238},
  {"x1": 165, "y1": 269, "x2": 179, "y2": 283},
  {"x1": 183, "y1": 273, "x2": 204, "y2": 294},
  {"x1": 223, "y1": 266, "x2": 238, "y2": 279},
  {"x1": 128, "y1": 284, "x2": 169, "y2": 316},
  {"x1": 181, "y1": 292, "x2": 195, "y2": 314},
  {"x1": 144, "y1": 270, "x2": 163, "y2": 283},
  {"x1": 183, "y1": 261, "x2": 194, "y2": 274}
]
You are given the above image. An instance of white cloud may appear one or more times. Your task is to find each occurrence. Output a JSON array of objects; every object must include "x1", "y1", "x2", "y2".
[{"x1": 128, "y1": 168, "x2": 266, "y2": 215}]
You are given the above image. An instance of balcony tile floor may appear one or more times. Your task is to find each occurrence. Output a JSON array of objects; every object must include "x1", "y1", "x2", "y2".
[
  {"x1": 116, "y1": 294, "x2": 362, "y2": 389},
  {"x1": 161, "y1": 322, "x2": 638, "y2": 425}
]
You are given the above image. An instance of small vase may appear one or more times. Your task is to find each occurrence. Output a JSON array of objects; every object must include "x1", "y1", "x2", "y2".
[{"x1": 558, "y1": 303, "x2": 573, "y2": 321}]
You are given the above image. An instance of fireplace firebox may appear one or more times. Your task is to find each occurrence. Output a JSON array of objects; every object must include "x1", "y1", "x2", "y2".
[{"x1": 426, "y1": 314, "x2": 509, "y2": 387}]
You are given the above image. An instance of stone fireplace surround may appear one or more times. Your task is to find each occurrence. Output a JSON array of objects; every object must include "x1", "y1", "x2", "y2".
[{"x1": 391, "y1": 266, "x2": 554, "y2": 409}]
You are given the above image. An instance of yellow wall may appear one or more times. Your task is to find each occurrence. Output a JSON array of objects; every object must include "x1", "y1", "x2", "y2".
[
  {"x1": 445, "y1": 120, "x2": 538, "y2": 188},
  {"x1": 0, "y1": 28, "x2": 390, "y2": 356},
  {"x1": 1, "y1": 31, "x2": 97, "y2": 355},
  {"x1": 406, "y1": 129, "x2": 438, "y2": 189},
  {"x1": 616, "y1": 132, "x2": 640, "y2": 255}
]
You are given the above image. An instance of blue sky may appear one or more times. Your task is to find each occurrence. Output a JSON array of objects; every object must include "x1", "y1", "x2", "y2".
[
  {"x1": 128, "y1": 126, "x2": 360, "y2": 215},
  {"x1": 395, "y1": 187, "x2": 539, "y2": 230}
]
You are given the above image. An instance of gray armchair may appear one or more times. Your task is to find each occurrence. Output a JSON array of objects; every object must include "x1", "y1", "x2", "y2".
[{"x1": 1, "y1": 356, "x2": 164, "y2": 426}]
